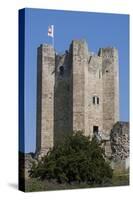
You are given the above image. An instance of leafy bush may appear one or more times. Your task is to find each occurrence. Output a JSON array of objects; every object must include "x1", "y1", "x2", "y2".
[{"x1": 30, "y1": 132, "x2": 113, "y2": 185}]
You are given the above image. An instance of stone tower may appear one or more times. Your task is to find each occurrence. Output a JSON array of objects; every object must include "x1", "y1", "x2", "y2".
[
  {"x1": 99, "y1": 48, "x2": 119, "y2": 136},
  {"x1": 36, "y1": 40, "x2": 119, "y2": 156},
  {"x1": 36, "y1": 44, "x2": 55, "y2": 156}
]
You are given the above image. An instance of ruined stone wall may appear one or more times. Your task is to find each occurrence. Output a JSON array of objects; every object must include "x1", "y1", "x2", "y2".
[
  {"x1": 110, "y1": 122, "x2": 129, "y2": 160},
  {"x1": 110, "y1": 122, "x2": 129, "y2": 172}
]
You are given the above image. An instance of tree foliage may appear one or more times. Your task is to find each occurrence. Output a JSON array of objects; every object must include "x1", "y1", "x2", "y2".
[{"x1": 30, "y1": 132, "x2": 113, "y2": 185}]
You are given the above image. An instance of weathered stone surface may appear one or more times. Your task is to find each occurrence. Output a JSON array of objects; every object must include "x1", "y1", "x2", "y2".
[
  {"x1": 100, "y1": 48, "x2": 119, "y2": 137},
  {"x1": 36, "y1": 40, "x2": 120, "y2": 157},
  {"x1": 110, "y1": 122, "x2": 129, "y2": 160},
  {"x1": 36, "y1": 44, "x2": 55, "y2": 156},
  {"x1": 110, "y1": 122, "x2": 129, "y2": 172}
]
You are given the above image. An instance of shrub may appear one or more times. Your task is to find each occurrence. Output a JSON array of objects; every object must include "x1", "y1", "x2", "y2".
[{"x1": 30, "y1": 132, "x2": 113, "y2": 185}]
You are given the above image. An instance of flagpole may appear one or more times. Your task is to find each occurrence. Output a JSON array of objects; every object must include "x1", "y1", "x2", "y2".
[
  {"x1": 52, "y1": 25, "x2": 54, "y2": 48},
  {"x1": 52, "y1": 36, "x2": 54, "y2": 48}
]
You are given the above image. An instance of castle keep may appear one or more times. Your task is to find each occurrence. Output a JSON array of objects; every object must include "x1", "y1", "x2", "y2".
[{"x1": 36, "y1": 40, "x2": 119, "y2": 156}]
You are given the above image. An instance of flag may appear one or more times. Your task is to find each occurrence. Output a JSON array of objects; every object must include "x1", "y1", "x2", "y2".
[{"x1": 48, "y1": 25, "x2": 54, "y2": 38}]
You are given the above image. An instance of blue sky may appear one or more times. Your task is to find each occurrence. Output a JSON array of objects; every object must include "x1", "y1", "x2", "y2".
[{"x1": 22, "y1": 8, "x2": 129, "y2": 153}]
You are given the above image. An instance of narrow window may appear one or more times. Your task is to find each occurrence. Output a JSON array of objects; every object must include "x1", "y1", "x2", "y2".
[
  {"x1": 97, "y1": 97, "x2": 99, "y2": 104},
  {"x1": 93, "y1": 96, "x2": 95, "y2": 104}
]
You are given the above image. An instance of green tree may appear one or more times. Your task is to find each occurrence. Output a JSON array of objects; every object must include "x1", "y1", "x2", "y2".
[{"x1": 30, "y1": 132, "x2": 113, "y2": 185}]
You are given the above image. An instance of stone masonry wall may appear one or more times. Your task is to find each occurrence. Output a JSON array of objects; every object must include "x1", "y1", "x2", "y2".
[
  {"x1": 110, "y1": 122, "x2": 129, "y2": 160},
  {"x1": 36, "y1": 44, "x2": 55, "y2": 156},
  {"x1": 36, "y1": 40, "x2": 120, "y2": 156},
  {"x1": 72, "y1": 40, "x2": 89, "y2": 134},
  {"x1": 54, "y1": 52, "x2": 72, "y2": 144},
  {"x1": 88, "y1": 55, "x2": 103, "y2": 137},
  {"x1": 110, "y1": 122, "x2": 129, "y2": 172},
  {"x1": 100, "y1": 48, "x2": 119, "y2": 136}
]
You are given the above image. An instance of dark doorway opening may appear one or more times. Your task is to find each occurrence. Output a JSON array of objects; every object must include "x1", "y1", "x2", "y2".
[{"x1": 93, "y1": 126, "x2": 99, "y2": 134}]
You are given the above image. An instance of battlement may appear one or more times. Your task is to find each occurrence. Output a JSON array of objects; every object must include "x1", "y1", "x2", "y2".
[
  {"x1": 38, "y1": 44, "x2": 55, "y2": 57},
  {"x1": 71, "y1": 40, "x2": 89, "y2": 58},
  {"x1": 39, "y1": 43, "x2": 54, "y2": 49},
  {"x1": 98, "y1": 47, "x2": 118, "y2": 58}
]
